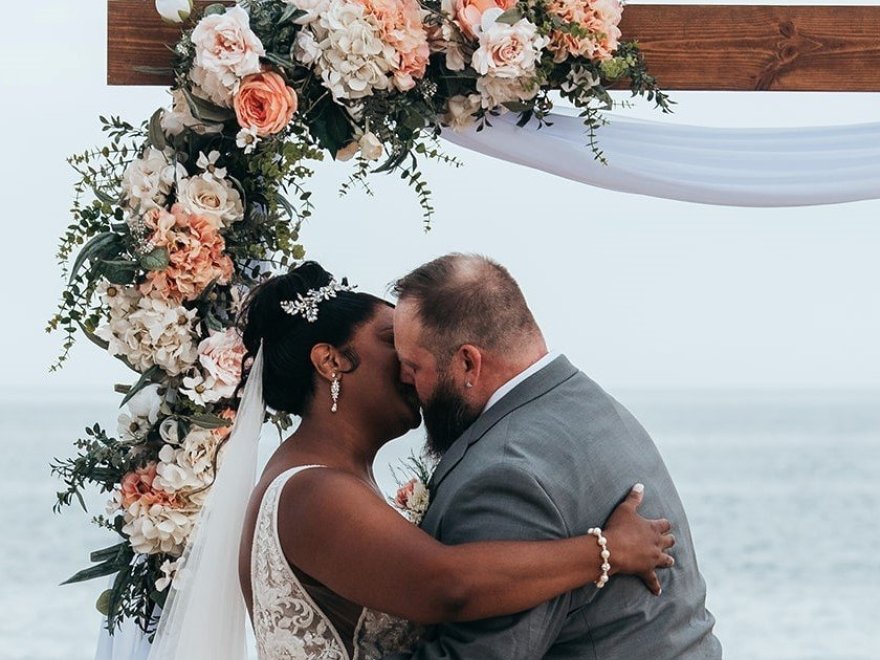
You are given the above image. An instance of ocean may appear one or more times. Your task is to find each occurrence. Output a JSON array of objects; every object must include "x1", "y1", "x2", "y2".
[{"x1": 2, "y1": 389, "x2": 878, "y2": 660}]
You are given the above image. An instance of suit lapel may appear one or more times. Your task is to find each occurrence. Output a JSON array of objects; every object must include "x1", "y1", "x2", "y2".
[{"x1": 428, "y1": 355, "x2": 579, "y2": 492}]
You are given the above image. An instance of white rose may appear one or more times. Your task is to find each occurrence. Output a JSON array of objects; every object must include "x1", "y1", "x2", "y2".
[
  {"x1": 191, "y1": 6, "x2": 264, "y2": 78},
  {"x1": 155, "y1": 0, "x2": 193, "y2": 24},
  {"x1": 159, "y1": 417, "x2": 182, "y2": 445},
  {"x1": 189, "y1": 6, "x2": 265, "y2": 106},
  {"x1": 358, "y1": 132, "x2": 384, "y2": 161},
  {"x1": 176, "y1": 174, "x2": 244, "y2": 228},
  {"x1": 471, "y1": 10, "x2": 547, "y2": 79}
]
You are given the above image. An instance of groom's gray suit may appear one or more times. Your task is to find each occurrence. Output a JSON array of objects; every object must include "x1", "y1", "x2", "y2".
[{"x1": 387, "y1": 355, "x2": 721, "y2": 659}]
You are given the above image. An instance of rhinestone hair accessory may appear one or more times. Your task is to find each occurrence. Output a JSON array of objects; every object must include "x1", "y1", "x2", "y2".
[{"x1": 279, "y1": 278, "x2": 355, "y2": 323}]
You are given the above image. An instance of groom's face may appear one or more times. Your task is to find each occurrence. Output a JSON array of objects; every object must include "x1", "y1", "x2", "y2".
[{"x1": 394, "y1": 300, "x2": 481, "y2": 455}]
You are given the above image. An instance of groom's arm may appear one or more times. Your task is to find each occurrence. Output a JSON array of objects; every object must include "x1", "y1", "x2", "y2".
[{"x1": 385, "y1": 459, "x2": 574, "y2": 660}]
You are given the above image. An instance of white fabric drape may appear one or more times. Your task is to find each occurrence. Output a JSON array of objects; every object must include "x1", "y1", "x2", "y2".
[{"x1": 441, "y1": 112, "x2": 880, "y2": 206}]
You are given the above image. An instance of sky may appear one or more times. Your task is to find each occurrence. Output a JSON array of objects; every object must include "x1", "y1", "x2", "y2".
[{"x1": 1, "y1": 0, "x2": 878, "y2": 401}]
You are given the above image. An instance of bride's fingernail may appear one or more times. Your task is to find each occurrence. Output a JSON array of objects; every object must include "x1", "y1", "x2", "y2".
[{"x1": 633, "y1": 483, "x2": 644, "y2": 494}]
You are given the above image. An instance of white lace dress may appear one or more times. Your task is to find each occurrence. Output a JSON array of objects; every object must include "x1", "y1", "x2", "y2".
[{"x1": 251, "y1": 466, "x2": 424, "y2": 660}]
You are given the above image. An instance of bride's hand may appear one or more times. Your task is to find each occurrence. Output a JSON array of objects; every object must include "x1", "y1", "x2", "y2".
[{"x1": 602, "y1": 484, "x2": 675, "y2": 596}]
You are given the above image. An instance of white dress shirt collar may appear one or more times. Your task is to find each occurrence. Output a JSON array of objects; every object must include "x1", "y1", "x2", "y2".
[{"x1": 482, "y1": 352, "x2": 558, "y2": 414}]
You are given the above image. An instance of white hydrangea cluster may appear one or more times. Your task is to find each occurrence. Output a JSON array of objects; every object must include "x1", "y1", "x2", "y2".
[
  {"x1": 96, "y1": 285, "x2": 200, "y2": 377},
  {"x1": 121, "y1": 146, "x2": 187, "y2": 212},
  {"x1": 153, "y1": 427, "x2": 223, "y2": 500},
  {"x1": 294, "y1": 0, "x2": 397, "y2": 101},
  {"x1": 122, "y1": 500, "x2": 196, "y2": 556}
]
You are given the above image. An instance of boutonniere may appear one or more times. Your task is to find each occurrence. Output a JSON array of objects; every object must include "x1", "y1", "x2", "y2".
[{"x1": 390, "y1": 450, "x2": 437, "y2": 525}]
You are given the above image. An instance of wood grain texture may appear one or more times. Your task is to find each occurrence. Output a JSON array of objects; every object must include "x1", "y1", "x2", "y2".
[{"x1": 108, "y1": 1, "x2": 880, "y2": 90}]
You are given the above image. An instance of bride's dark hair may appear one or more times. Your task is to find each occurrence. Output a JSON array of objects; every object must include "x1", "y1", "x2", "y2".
[{"x1": 237, "y1": 261, "x2": 389, "y2": 415}]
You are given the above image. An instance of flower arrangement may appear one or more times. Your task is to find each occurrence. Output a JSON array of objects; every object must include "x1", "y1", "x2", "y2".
[
  {"x1": 49, "y1": 0, "x2": 668, "y2": 636},
  {"x1": 390, "y1": 451, "x2": 437, "y2": 525}
]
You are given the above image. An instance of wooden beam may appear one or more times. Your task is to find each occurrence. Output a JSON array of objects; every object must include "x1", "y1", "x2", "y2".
[{"x1": 108, "y1": 1, "x2": 880, "y2": 90}]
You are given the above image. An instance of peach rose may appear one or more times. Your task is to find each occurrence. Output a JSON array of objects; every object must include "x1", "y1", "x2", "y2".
[
  {"x1": 452, "y1": 0, "x2": 516, "y2": 40},
  {"x1": 234, "y1": 71, "x2": 298, "y2": 137}
]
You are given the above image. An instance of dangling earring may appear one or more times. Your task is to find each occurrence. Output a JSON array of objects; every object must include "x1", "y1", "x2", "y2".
[{"x1": 330, "y1": 373, "x2": 341, "y2": 413}]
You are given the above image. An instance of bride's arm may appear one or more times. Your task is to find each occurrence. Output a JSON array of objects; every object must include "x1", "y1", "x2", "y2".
[{"x1": 277, "y1": 470, "x2": 674, "y2": 625}]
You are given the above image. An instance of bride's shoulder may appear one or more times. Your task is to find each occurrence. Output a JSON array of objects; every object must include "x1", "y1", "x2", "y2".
[
  {"x1": 276, "y1": 467, "x2": 380, "y2": 559},
  {"x1": 278, "y1": 467, "x2": 377, "y2": 520}
]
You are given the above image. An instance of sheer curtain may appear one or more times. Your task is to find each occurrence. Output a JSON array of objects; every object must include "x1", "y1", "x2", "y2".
[{"x1": 441, "y1": 111, "x2": 880, "y2": 206}]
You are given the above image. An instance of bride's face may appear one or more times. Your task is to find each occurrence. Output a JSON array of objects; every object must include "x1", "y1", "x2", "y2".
[{"x1": 344, "y1": 304, "x2": 422, "y2": 441}]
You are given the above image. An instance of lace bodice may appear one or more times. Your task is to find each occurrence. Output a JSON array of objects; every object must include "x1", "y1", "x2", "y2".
[{"x1": 251, "y1": 466, "x2": 423, "y2": 660}]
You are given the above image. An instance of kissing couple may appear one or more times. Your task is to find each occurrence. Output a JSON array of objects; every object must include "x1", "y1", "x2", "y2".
[{"x1": 148, "y1": 254, "x2": 722, "y2": 660}]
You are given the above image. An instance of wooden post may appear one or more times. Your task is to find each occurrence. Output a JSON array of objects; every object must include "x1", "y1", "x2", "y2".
[{"x1": 108, "y1": 1, "x2": 880, "y2": 90}]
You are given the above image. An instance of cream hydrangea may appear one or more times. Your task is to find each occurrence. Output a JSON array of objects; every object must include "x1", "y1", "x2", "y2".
[
  {"x1": 96, "y1": 288, "x2": 200, "y2": 377},
  {"x1": 160, "y1": 89, "x2": 224, "y2": 136},
  {"x1": 122, "y1": 499, "x2": 196, "y2": 556},
  {"x1": 153, "y1": 427, "x2": 224, "y2": 500},
  {"x1": 308, "y1": 1, "x2": 396, "y2": 101},
  {"x1": 121, "y1": 146, "x2": 187, "y2": 212}
]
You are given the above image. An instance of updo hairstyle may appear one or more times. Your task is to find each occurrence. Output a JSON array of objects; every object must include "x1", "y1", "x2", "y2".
[{"x1": 238, "y1": 262, "x2": 388, "y2": 415}]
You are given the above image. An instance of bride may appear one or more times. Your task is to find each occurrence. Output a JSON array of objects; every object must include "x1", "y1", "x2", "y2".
[{"x1": 148, "y1": 262, "x2": 675, "y2": 660}]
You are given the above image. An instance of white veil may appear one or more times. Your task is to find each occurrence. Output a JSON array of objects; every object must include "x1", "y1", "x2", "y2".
[{"x1": 147, "y1": 346, "x2": 266, "y2": 660}]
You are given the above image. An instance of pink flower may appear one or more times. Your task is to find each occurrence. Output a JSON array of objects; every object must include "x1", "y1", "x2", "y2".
[
  {"x1": 213, "y1": 408, "x2": 237, "y2": 440},
  {"x1": 395, "y1": 478, "x2": 418, "y2": 508},
  {"x1": 451, "y1": 0, "x2": 516, "y2": 40},
  {"x1": 119, "y1": 463, "x2": 177, "y2": 509},
  {"x1": 140, "y1": 204, "x2": 234, "y2": 303},
  {"x1": 355, "y1": 0, "x2": 430, "y2": 91},
  {"x1": 546, "y1": 0, "x2": 622, "y2": 63},
  {"x1": 197, "y1": 328, "x2": 247, "y2": 401}
]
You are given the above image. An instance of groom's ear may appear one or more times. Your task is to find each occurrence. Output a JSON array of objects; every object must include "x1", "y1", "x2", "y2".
[{"x1": 458, "y1": 344, "x2": 483, "y2": 387}]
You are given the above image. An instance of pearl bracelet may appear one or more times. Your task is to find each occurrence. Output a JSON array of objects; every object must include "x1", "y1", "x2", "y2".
[{"x1": 587, "y1": 527, "x2": 611, "y2": 588}]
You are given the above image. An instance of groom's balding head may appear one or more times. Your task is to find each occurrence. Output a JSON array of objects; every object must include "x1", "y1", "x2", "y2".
[{"x1": 391, "y1": 253, "x2": 542, "y2": 363}]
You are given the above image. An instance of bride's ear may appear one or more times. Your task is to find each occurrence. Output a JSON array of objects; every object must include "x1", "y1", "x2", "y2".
[{"x1": 310, "y1": 343, "x2": 344, "y2": 381}]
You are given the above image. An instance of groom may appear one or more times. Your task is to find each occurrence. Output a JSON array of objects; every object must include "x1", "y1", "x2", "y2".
[{"x1": 387, "y1": 253, "x2": 721, "y2": 659}]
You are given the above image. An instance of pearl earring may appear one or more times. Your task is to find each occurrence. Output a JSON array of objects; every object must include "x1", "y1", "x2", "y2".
[{"x1": 330, "y1": 374, "x2": 341, "y2": 413}]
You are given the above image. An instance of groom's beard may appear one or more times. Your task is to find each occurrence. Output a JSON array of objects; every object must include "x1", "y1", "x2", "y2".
[{"x1": 422, "y1": 376, "x2": 481, "y2": 457}]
